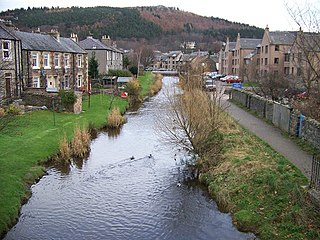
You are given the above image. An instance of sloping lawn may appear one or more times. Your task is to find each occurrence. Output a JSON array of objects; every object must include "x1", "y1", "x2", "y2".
[{"x1": 200, "y1": 116, "x2": 320, "y2": 239}]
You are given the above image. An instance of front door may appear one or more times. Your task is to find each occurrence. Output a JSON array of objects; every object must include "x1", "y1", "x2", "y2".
[{"x1": 5, "y1": 74, "x2": 12, "y2": 98}]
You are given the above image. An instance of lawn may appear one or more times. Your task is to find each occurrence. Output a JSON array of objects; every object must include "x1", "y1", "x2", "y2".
[
  {"x1": 0, "y1": 72, "x2": 155, "y2": 236},
  {"x1": 200, "y1": 115, "x2": 320, "y2": 239}
]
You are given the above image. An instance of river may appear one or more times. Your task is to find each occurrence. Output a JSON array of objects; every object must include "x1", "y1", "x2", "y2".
[{"x1": 5, "y1": 77, "x2": 254, "y2": 240}]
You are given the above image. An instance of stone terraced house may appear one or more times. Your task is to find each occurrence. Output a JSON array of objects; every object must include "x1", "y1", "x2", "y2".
[
  {"x1": 14, "y1": 29, "x2": 88, "y2": 92},
  {"x1": 0, "y1": 22, "x2": 22, "y2": 105}
]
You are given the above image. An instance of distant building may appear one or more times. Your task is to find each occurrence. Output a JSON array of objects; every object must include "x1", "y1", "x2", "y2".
[{"x1": 79, "y1": 35, "x2": 123, "y2": 75}]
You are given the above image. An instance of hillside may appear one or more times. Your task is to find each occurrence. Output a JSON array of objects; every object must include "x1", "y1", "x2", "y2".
[{"x1": 0, "y1": 6, "x2": 264, "y2": 51}]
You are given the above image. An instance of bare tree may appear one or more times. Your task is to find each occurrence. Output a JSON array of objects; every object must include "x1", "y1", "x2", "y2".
[
  {"x1": 156, "y1": 64, "x2": 226, "y2": 172},
  {"x1": 286, "y1": 1, "x2": 320, "y2": 120}
]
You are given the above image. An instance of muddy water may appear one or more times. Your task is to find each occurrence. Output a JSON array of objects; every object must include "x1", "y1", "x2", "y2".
[{"x1": 5, "y1": 77, "x2": 254, "y2": 240}]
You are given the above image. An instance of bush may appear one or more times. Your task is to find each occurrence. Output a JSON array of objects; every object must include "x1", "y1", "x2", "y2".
[
  {"x1": 6, "y1": 104, "x2": 21, "y2": 116},
  {"x1": 150, "y1": 74, "x2": 163, "y2": 96},
  {"x1": 59, "y1": 90, "x2": 77, "y2": 105},
  {"x1": 0, "y1": 108, "x2": 5, "y2": 117},
  {"x1": 107, "y1": 107, "x2": 126, "y2": 128}
]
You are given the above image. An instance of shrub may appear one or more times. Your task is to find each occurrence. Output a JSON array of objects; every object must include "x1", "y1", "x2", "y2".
[
  {"x1": 59, "y1": 90, "x2": 77, "y2": 105},
  {"x1": 107, "y1": 107, "x2": 126, "y2": 128},
  {"x1": 0, "y1": 108, "x2": 5, "y2": 117},
  {"x1": 150, "y1": 74, "x2": 163, "y2": 96},
  {"x1": 6, "y1": 104, "x2": 21, "y2": 116}
]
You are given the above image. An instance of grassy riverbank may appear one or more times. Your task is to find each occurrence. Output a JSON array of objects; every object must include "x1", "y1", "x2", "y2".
[
  {"x1": 0, "y1": 73, "x2": 156, "y2": 236},
  {"x1": 200, "y1": 115, "x2": 320, "y2": 239}
]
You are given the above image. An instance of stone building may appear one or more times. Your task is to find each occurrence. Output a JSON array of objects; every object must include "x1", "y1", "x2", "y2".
[
  {"x1": 14, "y1": 29, "x2": 88, "y2": 92},
  {"x1": 0, "y1": 22, "x2": 22, "y2": 105},
  {"x1": 79, "y1": 35, "x2": 123, "y2": 75}
]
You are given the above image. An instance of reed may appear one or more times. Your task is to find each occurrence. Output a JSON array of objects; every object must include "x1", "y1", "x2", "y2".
[
  {"x1": 71, "y1": 125, "x2": 91, "y2": 158},
  {"x1": 58, "y1": 134, "x2": 71, "y2": 162},
  {"x1": 149, "y1": 74, "x2": 163, "y2": 96},
  {"x1": 107, "y1": 107, "x2": 127, "y2": 128}
]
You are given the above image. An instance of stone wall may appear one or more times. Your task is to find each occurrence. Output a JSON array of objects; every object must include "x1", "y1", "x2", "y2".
[
  {"x1": 231, "y1": 88, "x2": 320, "y2": 152},
  {"x1": 22, "y1": 88, "x2": 82, "y2": 113}
]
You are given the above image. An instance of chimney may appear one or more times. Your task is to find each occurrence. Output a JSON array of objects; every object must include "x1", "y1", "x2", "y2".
[
  {"x1": 101, "y1": 35, "x2": 112, "y2": 46},
  {"x1": 70, "y1": 33, "x2": 78, "y2": 42},
  {"x1": 49, "y1": 29, "x2": 60, "y2": 42}
]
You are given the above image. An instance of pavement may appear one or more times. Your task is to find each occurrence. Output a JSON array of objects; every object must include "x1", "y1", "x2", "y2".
[{"x1": 222, "y1": 95, "x2": 313, "y2": 179}]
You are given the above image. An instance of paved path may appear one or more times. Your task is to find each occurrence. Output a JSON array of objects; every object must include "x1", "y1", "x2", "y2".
[{"x1": 222, "y1": 96, "x2": 313, "y2": 179}]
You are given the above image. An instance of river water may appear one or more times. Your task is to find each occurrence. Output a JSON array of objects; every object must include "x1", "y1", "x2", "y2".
[{"x1": 5, "y1": 77, "x2": 254, "y2": 240}]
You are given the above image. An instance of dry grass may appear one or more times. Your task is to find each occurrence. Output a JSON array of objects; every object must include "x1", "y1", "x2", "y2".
[
  {"x1": 107, "y1": 107, "x2": 127, "y2": 128},
  {"x1": 149, "y1": 74, "x2": 163, "y2": 96},
  {"x1": 71, "y1": 125, "x2": 91, "y2": 158},
  {"x1": 58, "y1": 134, "x2": 72, "y2": 162},
  {"x1": 0, "y1": 108, "x2": 5, "y2": 117}
]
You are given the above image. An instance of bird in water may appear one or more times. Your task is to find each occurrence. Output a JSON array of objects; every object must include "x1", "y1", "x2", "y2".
[
  {"x1": 148, "y1": 154, "x2": 153, "y2": 158},
  {"x1": 130, "y1": 156, "x2": 135, "y2": 160},
  {"x1": 177, "y1": 181, "x2": 181, "y2": 187}
]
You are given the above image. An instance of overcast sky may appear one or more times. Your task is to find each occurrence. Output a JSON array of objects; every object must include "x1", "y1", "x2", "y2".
[{"x1": 0, "y1": 0, "x2": 318, "y2": 31}]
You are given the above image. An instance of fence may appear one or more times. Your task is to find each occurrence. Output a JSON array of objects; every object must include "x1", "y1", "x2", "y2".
[
  {"x1": 310, "y1": 155, "x2": 320, "y2": 191},
  {"x1": 231, "y1": 89, "x2": 320, "y2": 152}
]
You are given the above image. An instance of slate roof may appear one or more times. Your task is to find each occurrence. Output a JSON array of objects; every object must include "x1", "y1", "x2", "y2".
[
  {"x1": 0, "y1": 24, "x2": 19, "y2": 40},
  {"x1": 79, "y1": 36, "x2": 123, "y2": 53},
  {"x1": 269, "y1": 31, "x2": 296, "y2": 45},
  {"x1": 14, "y1": 31, "x2": 86, "y2": 53},
  {"x1": 240, "y1": 38, "x2": 261, "y2": 49},
  {"x1": 79, "y1": 36, "x2": 112, "y2": 51}
]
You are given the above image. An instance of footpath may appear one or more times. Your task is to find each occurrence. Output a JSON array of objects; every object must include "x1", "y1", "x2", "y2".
[{"x1": 223, "y1": 96, "x2": 313, "y2": 179}]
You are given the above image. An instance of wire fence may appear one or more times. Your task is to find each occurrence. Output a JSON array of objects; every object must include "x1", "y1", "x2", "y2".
[{"x1": 310, "y1": 155, "x2": 320, "y2": 191}]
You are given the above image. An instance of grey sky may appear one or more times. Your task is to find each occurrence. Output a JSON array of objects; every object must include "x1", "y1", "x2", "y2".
[{"x1": 0, "y1": 0, "x2": 318, "y2": 31}]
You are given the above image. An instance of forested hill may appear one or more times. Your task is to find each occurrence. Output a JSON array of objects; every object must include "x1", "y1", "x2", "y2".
[{"x1": 0, "y1": 6, "x2": 264, "y2": 51}]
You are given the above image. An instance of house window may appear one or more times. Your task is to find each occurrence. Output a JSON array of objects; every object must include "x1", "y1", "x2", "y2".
[
  {"x1": 54, "y1": 53, "x2": 60, "y2": 68},
  {"x1": 257, "y1": 58, "x2": 260, "y2": 65},
  {"x1": 2, "y1": 40, "x2": 11, "y2": 60},
  {"x1": 64, "y1": 54, "x2": 70, "y2": 68},
  {"x1": 264, "y1": 58, "x2": 268, "y2": 65},
  {"x1": 274, "y1": 58, "x2": 279, "y2": 64},
  {"x1": 262, "y1": 46, "x2": 264, "y2": 53},
  {"x1": 43, "y1": 53, "x2": 50, "y2": 68},
  {"x1": 5, "y1": 73, "x2": 12, "y2": 97},
  {"x1": 32, "y1": 52, "x2": 39, "y2": 68},
  {"x1": 77, "y1": 75, "x2": 82, "y2": 87},
  {"x1": 77, "y1": 54, "x2": 82, "y2": 67},
  {"x1": 265, "y1": 46, "x2": 268, "y2": 54},
  {"x1": 275, "y1": 45, "x2": 279, "y2": 51},
  {"x1": 297, "y1": 68, "x2": 301, "y2": 76},
  {"x1": 284, "y1": 67, "x2": 290, "y2": 75},
  {"x1": 284, "y1": 53, "x2": 290, "y2": 62},
  {"x1": 62, "y1": 75, "x2": 69, "y2": 89},
  {"x1": 33, "y1": 77, "x2": 40, "y2": 88}
]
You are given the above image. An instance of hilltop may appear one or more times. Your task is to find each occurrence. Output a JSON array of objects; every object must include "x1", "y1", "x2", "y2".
[{"x1": 0, "y1": 6, "x2": 263, "y2": 51}]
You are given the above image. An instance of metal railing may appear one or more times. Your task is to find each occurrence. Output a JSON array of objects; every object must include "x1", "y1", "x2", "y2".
[{"x1": 310, "y1": 155, "x2": 320, "y2": 191}]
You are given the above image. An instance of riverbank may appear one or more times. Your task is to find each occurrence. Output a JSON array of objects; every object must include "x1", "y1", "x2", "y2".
[
  {"x1": 200, "y1": 114, "x2": 320, "y2": 239},
  {"x1": 0, "y1": 72, "x2": 157, "y2": 236}
]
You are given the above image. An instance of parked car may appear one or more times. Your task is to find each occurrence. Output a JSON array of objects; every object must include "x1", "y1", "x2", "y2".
[{"x1": 220, "y1": 75, "x2": 241, "y2": 83}]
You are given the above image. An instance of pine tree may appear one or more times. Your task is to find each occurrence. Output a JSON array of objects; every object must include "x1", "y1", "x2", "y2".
[{"x1": 88, "y1": 52, "x2": 99, "y2": 79}]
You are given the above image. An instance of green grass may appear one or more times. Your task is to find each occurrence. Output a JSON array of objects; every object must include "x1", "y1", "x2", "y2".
[
  {"x1": 200, "y1": 117, "x2": 320, "y2": 239},
  {"x1": 139, "y1": 72, "x2": 155, "y2": 96},
  {"x1": 0, "y1": 72, "x2": 156, "y2": 236}
]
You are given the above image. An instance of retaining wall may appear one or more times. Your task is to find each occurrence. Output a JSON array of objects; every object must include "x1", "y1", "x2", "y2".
[{"x1": 231, "y1": 88, "x2": 320, "y2": 152}]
